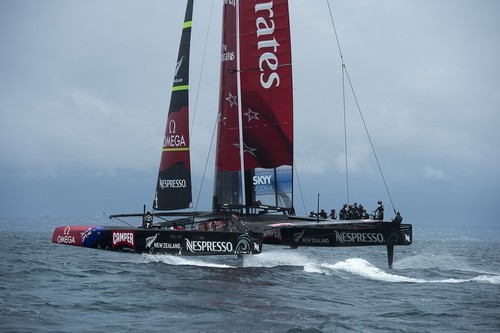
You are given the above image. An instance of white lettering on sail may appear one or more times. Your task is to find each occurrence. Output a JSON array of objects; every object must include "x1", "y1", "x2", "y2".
[
  {"x1": 174, "y1": 57, "x2": 184, "y2": 83},
  {"x1": 164, "y1": 119, "x2": 186, "y2": 148},
  {"x1": 221, "y1": 44, "x2": 235, "y2": 62},
  {"x1": 163, "y1": 135, "x2": 186, "y2": 147},
  {"x1": 255, "y1": 1, "x2": 280, "y2": 89},
  {"x1": 253, "y1": 175, "x2": 272, "y2": 185},
  {"x1": 224, "y1": 0, "x2": 236, "y2": 6},
  {"x1": 253, "y1": 175, "x2": 273, "y2": 192},
  {"x1": 159, "y1": 178, "x2": 187, "y2": 189}
]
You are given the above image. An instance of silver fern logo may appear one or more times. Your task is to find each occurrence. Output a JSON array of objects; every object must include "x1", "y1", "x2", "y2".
[
  {"x1": 146, "y1": 233, "x2": 159, "y2": 249},
  {"x1": 174, "y1": 56, "x2": 184, "y2": 83},
  {"x1": 293, "y1": 230, "x2": 304, "y2": 243}
]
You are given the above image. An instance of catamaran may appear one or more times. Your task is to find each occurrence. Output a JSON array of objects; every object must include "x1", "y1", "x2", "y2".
[
  {"x1": 52, "y1": 0, "x2": 263, "y2": 257},
  {"x1": 52, "y1": 0, "x2": 412, "y2": 267}
]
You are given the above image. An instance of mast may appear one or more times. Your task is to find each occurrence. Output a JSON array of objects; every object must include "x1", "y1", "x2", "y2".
[
  {"x1": 153, "y1": 0, "x2": 194, "y2": 211},
  {"x1": 213, "y1": 0, "x2": 294, "y2": 212},
  {"x1": 235, "y1": 0, "x2": 246, "y2": 209}
]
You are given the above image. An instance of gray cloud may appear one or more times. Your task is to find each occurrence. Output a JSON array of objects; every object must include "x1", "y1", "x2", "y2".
[{"x1": 1, "y1": 0, "x2": 498, "y2": 227}]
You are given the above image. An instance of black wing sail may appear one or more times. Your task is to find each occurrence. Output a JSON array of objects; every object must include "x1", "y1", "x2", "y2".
[{"x1": 154, "y1": 0, "x2": 194, "y2": 210}]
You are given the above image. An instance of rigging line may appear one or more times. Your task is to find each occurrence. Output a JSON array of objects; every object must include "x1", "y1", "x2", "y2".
[
  {"x1": 342, "y1": 63, "x2": 350, "y2": 206},
  {"x1": 343, "y1": 65, "x2": 397, "y2": 214},
  {"x1": 326, "y1": 0, "x2": 344, "y2": 59},
  {"x1": 107, "y1": 216, "x2": 134, "y2": 227},
  {"x1": 191, "y1": 0, "x2": 216, "y2": 211},
  {"x1": 326, "y1": 0, "x2": 344, "y2": 61},
  {"x1": 293, "y1": 159, "x2": 307, "y2": 216},
  {"x1": 194, "y1": 114, "x2": 218, "y2": 211},
  {"x1": 327, "y1": 0, "x2": 396, "y2": 214},
  {"x1": 328, "y1": 0, "x2": 349, "y2": 204},
  {"x1": 189, "y1": 0, "x2": 215, "y2": 138}
]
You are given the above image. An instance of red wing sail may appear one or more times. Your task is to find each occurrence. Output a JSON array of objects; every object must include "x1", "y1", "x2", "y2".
[
  {"x1": 213, "y1": 0, "x2": 294, "y2": 210},
  {"x1": 154, "y1": 0, "x2": 193, "y2": 210},
  {"x1": 213, "y1": 1, "x2": 242, "y2": 208}
]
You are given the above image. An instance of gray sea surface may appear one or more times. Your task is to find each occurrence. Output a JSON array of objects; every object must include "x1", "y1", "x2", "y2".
[{"x1": 1, "y1": 217, "x2": 499, "y2": 332}]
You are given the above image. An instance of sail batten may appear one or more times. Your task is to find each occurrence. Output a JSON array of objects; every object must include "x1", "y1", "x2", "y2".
[{"x1": 154, "y1": 0, "x2": 194, "y2": 211}]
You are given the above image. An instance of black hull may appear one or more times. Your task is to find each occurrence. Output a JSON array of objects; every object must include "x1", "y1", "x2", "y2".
[
  {"x1": 52, "y1": 226, "x2": 262, "y2": 256},
  {"x1": 256, "y1": 219, "x2": 412, "y2": 268},
  {"x1": 260, "y1": 221, "x2": 412, "y2": 248}
]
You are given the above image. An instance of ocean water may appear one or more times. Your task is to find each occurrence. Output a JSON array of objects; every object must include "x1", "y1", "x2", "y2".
[{"x1": 1, "y1": 218, "x2": 499, "y2": 332}]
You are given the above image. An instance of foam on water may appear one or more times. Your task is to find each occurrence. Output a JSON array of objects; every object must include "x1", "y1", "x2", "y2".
[
  {"x1": 140, "y1": 253, "x2": 234, "y2": 269},
  {"x1": 242, "y1": 248, "x2": 312, "y2": 268},
  {"x1": 313, "y1": 258, "x2": 500, "y2": 285}
]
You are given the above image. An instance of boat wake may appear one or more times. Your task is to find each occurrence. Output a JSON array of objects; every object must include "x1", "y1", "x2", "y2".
[
  {"x1": 138, "y1": 251, "x2": 500, "y2": 285},
  {"x1": 139, "y1": 249, "x2": 312, "y2": 269},
  {"x1": 140, "y1": 253, "x2": 233, "y2": 269},
  {"x1": 314, "y1": 258, "x2": 500, "y2": 285}
]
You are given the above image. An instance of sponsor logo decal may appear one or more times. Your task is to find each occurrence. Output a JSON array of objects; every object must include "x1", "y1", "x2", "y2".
[
  {"x1": 221, "y1": 44, "x2": 235, "y2": 62},
  {"x1": 253, "y1": 174, "x2": 272, "y2": 185},
  {"x1": 253, "y1": 174, "x2": 274, "y2": 193},
  {"x1": 159, "y1": 178, "x2": 187, "y2": 189},
  {"x1": 235, "y1": 234, "x2": 255, "y2": 254},
  {"x1": 255, "y1": 1, "x2": 281, "y2": 89},
  {"x1": 224, "y1": 0, "x2": 236, "y2": 6},
  {"x1": 56, "y1": 226, "x2": 76, "y2": 244},
  {"x1": 404, "y1": 234, "x2": 411, "y2": 242},
  {"x1": 185, "y1": 239, "x2": 234, "y2": 253},
  {"x1": 293, "y1": 230, "x2": 305, "y2": 243},
  {"x1": 146, "y1": 233, "x2": 181, "y2": 253},
  {"x1": 301, "y1": 237, "x2": 330, "y2": 244},
  {"x1": 254, "y1": 242, "x2": 261, "y2": 253},
  {"x1": 174, "y1": 56, "x2": 184, "y2": 83},
  {"x1": 146, "y1": 233, "x2": 159, "y2": 248},
  {"x1": 263, "y1": 228, "x2": 281, "y2": 240},
  {"x1": 112, "y1": 231, "x2": 135, "y2": 249},
  {"x1": 334, "y1": 231, "x2": 384, "y2": 244},
  {"x1": 153, "y1": 243, "x2": 181, "y2": 249},
  {"x1": 80, "y1": 227, "x2": 93, "y2": 243},
  {"x1": 163, "y1": 119, "x2": 187, "y2": 148}
]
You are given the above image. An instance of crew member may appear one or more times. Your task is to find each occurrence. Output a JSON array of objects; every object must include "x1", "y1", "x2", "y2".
[
  {"x1": 392, "y1": 212, "x2": 403, "y2": 224},
  {"x1": 143, "y1": 212, "x2": 153, "y2": 228},
  {"x1": 373, "y1": 201, "x2": 384, "y2": 220},
  {"x1": 339, "y1": 204, "x2": 347, "y2": 220}
]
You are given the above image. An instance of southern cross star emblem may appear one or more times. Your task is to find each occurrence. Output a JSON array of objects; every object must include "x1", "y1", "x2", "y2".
[
  {"x1": 217, "y1": 112, "x2": 228, "y2": 125},
  {"x1": 233, "y1": 142, "x2": 257, "y2": 157},
  {"x1": 225, "y1": 92, "x2": 238, "y2": 107},
  {"x1": 244, "y1": 108, "x2": 260, "y2": 122}
]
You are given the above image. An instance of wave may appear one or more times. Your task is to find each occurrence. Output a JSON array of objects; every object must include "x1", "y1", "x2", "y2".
[
  {"x1": 243, "y1": 249, "x2": 312, "y2": 268},
  {"x1": 140, "y1": 254, "x2": 234, "y2": 269},
  {"x1": 136, "y1": 251, "x2": 500, "y2": 285},
  {"x1": 139, "y1": 249, "x2": 315, "y2": 269},
  {"x1": 316, "y1": 258, "x2": 500, "y2": 284}
]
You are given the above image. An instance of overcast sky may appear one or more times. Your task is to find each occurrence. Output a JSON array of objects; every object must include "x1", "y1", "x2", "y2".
[{"x1": 1, "y1": 0, "x2": 499, "y2": 228}]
